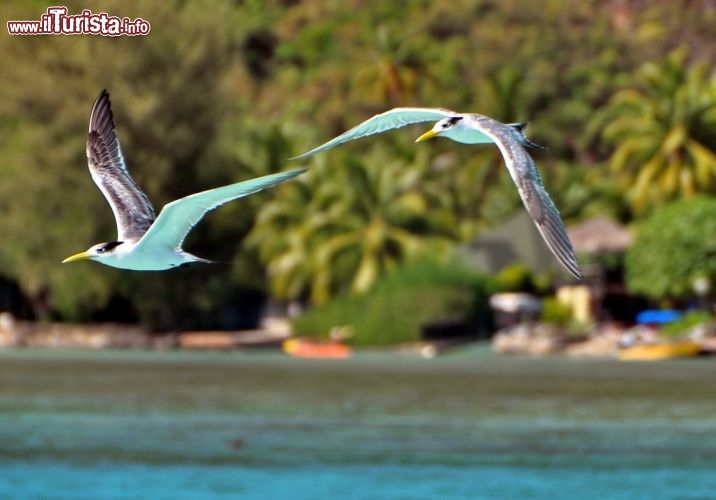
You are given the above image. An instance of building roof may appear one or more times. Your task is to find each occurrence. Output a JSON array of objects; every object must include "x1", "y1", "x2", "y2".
[
  {"x1": 459, "y1": 214, "x2": 632, "y2": 277},
  {"x1": 567, "y1": 216, "x2": 632, "y2": 254},
  {"x1": 459, "y1": 212, "x2": 559, "y2": 275}
]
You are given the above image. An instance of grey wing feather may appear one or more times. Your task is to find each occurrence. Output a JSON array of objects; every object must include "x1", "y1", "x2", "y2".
[
  {"x1": 87, "y1": 90, "x2": 156, "y2": 241},
  {"x1": 475, "y1": 118, "x2": 582, "y2": 280},
  {"x1": 135, "y1": 168, "x2": 307, "y2": 252},
  {"x1": 290, "y1": 107, "x2": 458, "y2": 160},
  {"x1": 521, "y1": 179, "x2": 583, "y2": 280}
]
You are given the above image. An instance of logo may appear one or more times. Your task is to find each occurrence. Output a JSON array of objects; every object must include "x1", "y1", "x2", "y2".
[{"x1": 8, "y1": 6, "x2": 151, "y2": 36}]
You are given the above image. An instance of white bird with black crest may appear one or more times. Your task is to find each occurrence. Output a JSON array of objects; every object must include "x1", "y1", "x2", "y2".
[
  {"x1": 62, "y1": 90, "x2": 305, "y2": 271},
  {"x1": 291, "y1": 107, "x2": 582, "y2": 280}
]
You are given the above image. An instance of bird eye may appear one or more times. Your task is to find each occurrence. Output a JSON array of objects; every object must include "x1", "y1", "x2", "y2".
[{"x1": 96, "y1": 247, "x2": 105, "y2": 254}]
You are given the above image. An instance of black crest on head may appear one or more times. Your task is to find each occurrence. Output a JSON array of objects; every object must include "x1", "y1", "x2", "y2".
[{"x1": 99, "y1": 241, "x2": 124, "y2": 253}]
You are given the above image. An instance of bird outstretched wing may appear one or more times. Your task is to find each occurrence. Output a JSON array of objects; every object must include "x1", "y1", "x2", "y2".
[
  {"x1": 134, "y1": 168, "x2": 307, "y2": 252},
  {"x1": 473, "y1": 117, "x2": 582, "y2": 280},
  {"x1": 290, "y1": 107, "x2": 461, "y2": 160},
  {"x1": 87, "y1": 89, "x2": 156, "y2": 241}
]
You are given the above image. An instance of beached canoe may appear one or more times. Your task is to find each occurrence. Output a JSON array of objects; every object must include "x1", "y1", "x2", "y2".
[
  {"x1": 618, "y1": 341, "x2": 701, "y2": 361},
  {"x1": 283, "y1": 338, "x2": 351, "y2": 359}
]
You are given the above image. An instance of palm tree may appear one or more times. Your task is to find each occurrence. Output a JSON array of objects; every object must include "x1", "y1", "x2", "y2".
[
  {"x1": 247, "y1": 151, "x2": 459, "y2": 305},
  {"x1": 350, "y1": 25, "x2": 436, "y2": 106},
  {"x1": 599, "y1": 49, "x2": 716, "y2": 213}
]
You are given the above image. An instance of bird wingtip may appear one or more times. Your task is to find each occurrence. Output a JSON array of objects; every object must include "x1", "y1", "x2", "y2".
[
  {"x1": 94, "y1": 88, "x2": 109, "y2": 105},
  {"x1": 288, "y1": 150, "x2": 315, "y2": 161}
]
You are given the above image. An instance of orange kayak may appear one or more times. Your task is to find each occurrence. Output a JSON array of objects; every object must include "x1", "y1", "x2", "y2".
[{"x1": 283, "y1": 338, "x2": 351, "y2": 359}]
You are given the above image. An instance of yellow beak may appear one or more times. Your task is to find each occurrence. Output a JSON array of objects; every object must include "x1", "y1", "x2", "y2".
[
  {"x1": 415, "y1": 129, "x2": 439, "y2": 143},
  {"x1": 62, "y1": 251, "x2": 92, "y2": 264}
]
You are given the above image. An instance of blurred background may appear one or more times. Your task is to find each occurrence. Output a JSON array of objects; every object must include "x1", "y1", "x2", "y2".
[{"x1": 1, "y1": 1, "x2": 716, "y2": 498}]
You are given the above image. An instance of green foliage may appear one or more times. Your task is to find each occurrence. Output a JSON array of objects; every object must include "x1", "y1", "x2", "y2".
[
  {"x1": 540, "y1": 297, "x2": 573, "y2": 326},
  {"x1": 598, "y1": 49, "x2": 716, "y2": 214},
  {"x1": 492, "y1": 264, "x2": 557, "y2": 295},
  {"x1": 292, "y1": 257, "x2": 492, "y2": 346},
  {"x1": 1, "y1": 0, "x2": 715, "y2": 325},
  {"x1": 660, "y1": 311, "x2": 713, "y2": 337},
  {"x1": 626, "y1": 197, "x2": 716, "y2": 298},
  {"x1": 0, "y1": 2, "x2": 264, "y2": 323},
  {"x1": 247, "y1": 155, "x2": 459, "y2": 305},
  {"x1": 494, "y1": 264, "x2": 535, "y2": 293}
]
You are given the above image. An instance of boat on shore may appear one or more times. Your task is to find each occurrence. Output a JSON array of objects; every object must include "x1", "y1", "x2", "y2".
[
  {"x1": 283, "y1": 338, "x2": 351, "y2": 359},
  {"x1": 618, "y1": 341, "x2": 701, "y2": 361}
]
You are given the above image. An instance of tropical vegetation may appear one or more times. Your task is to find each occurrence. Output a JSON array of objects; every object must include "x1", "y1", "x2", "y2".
[
  {"x1": 625, "y1": 197, "x2": 716, "y2": 299},
  {"x1": 292, "y1": 256, "x2": 493, "y2": 346},
  {"x1": 0, "y1": 0, "x2": 714, "y2": 329},
  {"x1": 598, "y1": 49, "x2": 716, "y2": 213}
]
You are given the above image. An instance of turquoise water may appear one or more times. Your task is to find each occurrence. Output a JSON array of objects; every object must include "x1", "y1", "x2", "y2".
[{"x1": 1, "y1": 348, "x2": 716, "y2": 499}]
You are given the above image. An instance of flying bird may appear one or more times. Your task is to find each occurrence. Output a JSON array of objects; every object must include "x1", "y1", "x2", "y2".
[
  {"x1": 291, "y1": 108, "x2": 581, "y2": 280},
  {"x1": 63, "y1": 89, "x2": 305, "y2": 271},
  {"x1": 289, "y1": 107, "x2": 537, "y2": 160}
]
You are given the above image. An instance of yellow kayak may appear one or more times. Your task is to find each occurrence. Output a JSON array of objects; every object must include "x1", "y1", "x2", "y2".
[{"x1": 618, "y1": 341, "x2": 701, "y2": 361}]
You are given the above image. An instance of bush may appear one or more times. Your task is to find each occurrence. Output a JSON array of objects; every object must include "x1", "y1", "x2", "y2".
[
  {"x1": 292, "y1": 257, "x2": 493, "y2": 346},
  {"x1": 660, "y1": 311, "x2": 713, "y2": 337},
  {"x1": 540, "y1": 296, "x2": 573, "y2": 326},
  {"x1": 494, "y1": 264, "x2": 535, "y2": 293},
  {"x1": 626, "y1": 197, "x2": 716, "y2": 299}
]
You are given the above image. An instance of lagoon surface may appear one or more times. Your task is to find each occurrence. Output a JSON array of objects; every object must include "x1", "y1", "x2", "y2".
[{"x1": 1, "y1": 347, "x2": 716, "y2": 499}]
